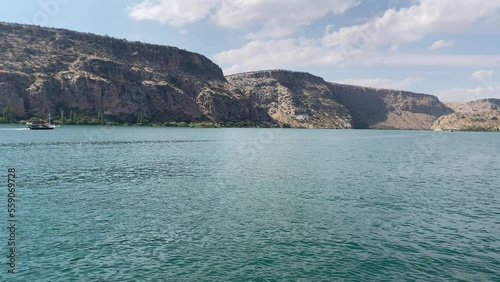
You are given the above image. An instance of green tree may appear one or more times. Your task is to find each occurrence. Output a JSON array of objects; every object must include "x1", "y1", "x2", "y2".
[
  {"x1": 60, "y1": 110, "x2": 65, "y2": 124},
  {"x1": 97, "y1": 112, "x2": 104, "y2": 124},
  {"x1": 69, "y1": 111, "x2": 76, "y2": 124},
  {"x1": 1, "y1": 108, "x2": 15, "y2": 123},
  {"x1": 137, "y1": 113, "x2": 145, "y2": 124},
  {"x1": 2, "y1": 108, "x2": 9, "y2": 123},
  {"x1": 8, "y1": 111, "x2": 15, "y2": 123}
]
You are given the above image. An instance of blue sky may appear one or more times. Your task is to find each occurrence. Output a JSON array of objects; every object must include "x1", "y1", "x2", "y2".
[{"x1": 1, "y1": 0, "x2": 500, "y2": 101}]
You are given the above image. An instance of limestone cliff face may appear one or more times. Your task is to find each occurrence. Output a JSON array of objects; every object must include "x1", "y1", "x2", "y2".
[
  {"x1": 0, "y1": 21, "x2": 270, "y2": 123},
  {"x1": 0, "y1": 71, "x2": 32, "y2": 117},
  {"x1": 432, "y1": 99, "x2": 500, "y2": 131},
  {"x1": 1, "y1": 22, "x2": 497, "y2": 130},
  {"x1": 330, "y1": 83, "x2": 453, "y2": 129},
  {"x1": 227, "y1": 70, "x2": 452, "y2": 129},
  {"x1": 227, "y1": 70, "x2": 352, "y2": 128}
]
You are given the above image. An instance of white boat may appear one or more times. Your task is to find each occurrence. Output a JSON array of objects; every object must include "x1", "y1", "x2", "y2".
[{"x1": 27, "y1": 114, "x2": 56, "y2": 130}]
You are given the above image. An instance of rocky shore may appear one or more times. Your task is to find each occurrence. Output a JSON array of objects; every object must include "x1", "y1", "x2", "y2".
[{"x1": 1, "y1": 22, "x2": 498, "y2": 131}]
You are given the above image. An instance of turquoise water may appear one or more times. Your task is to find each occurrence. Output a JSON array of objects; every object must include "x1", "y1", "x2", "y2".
[{"x1": 1, "y1": 125, "x2": 499, "y2": 281}]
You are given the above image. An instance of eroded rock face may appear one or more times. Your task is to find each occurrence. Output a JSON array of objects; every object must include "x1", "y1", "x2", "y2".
[
  {"x1": 0, "y1": 71, "x2": 33, "y2": 117},
  {"x1": 227, "y1": 71, "x2": 353, "y2": 128},
  {"x1": 1, "y1": 22, "x2": 496, "y2": 130},
  {"x1": 446, "y1": 99, "x2": 500, "y2": 112},
  {"x1": 227, "y1": 70, "x2": 452, "y2": 129},
  {"x1": 0, "y1": 21, "x2": 270, "y2": 123},
  {"x1": 432, "y1": 99, "x2": 500, "y2": 131},
  {"x1": 330, "y1": 83, "x2": 453, "y2": 129}
]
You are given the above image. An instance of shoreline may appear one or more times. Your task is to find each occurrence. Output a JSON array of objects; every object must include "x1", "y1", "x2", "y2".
[{"x1": 1, "y1": 122, "x2": 499, "y2": 132}]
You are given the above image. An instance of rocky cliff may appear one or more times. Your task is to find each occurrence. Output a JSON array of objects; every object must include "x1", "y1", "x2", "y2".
[
  {"x1": 227, "y1": 71, "x2": 352, "y2": 128},
  {"x1": 0, "y1": 21, "x2": 271, "y2": 124},
  {"x1": 329, "y1": 83, "x2": 453, "y2": 129},
  {"x1": 228, "y1": 70, "x2": 452, "y2": 129},
  {"x1": 432, "y1": 99, "x2": 500, "y2": 131},
  {"x1": 1, "y1": 22, "x2": 498, "y2": 130}
]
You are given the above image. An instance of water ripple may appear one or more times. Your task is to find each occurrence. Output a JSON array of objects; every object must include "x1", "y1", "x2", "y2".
[{"x1": 2, "y1": 127, "x2": 499, "y2": 281}]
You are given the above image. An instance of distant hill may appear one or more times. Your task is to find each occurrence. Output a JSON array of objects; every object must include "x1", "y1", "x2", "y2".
[
  {"x1": 228, "y1": 70, "x2": 452, "y2": 129},
  {"x1": 0, "y1": 21, "x2": 271, "y2": 124},
  {"x1": 432, "y1": 99, "x2": 500, "y2": 131},
  {"x1": 0, "y1": 21, "x2": 498, "y2": 130}
]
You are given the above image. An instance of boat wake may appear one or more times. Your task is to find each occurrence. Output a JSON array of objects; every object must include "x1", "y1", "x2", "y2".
[{"x1": 0, "y1": 128, "x2": 30, "y2": 131}]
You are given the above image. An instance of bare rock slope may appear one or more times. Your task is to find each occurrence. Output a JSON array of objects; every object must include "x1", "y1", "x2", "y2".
[
  {"x1": 1, "y1": 22, "x2": 497, "y2": 130},
  {"x1": 432, "y1": 99, "x2": 500, "y2": 131},
  {"x1": 227, "y1": 71, "x2": 352, "y2": 128},
  {"x1": 330, "y1": 83, "x2": 452, "y2": 130},
  {"x1": 0, "y1": 21, "x2": 271, "y2": 123},
  {"x1": 228, "y1": 70, "x2": 452, "y2": 129}
]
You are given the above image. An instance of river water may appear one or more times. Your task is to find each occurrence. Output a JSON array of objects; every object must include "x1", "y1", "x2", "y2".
[{"x1": 0, "y1": 125, "x2": 499, "y2": 281}]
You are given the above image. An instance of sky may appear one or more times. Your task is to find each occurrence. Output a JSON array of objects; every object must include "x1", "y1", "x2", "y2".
[{"x1": 1, "y1": 0, "x2": 500, "y2": 101}]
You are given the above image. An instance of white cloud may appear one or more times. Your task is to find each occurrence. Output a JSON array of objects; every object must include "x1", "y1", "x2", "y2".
[
  {"x1": 389, "y1": 45, "x2": 399, "y2": 52},
  {"x1": 213, "y1": 0, "x2": 359, "y2": 39},
  {"x1": 214, "y1": 0, "x2": 500, "y2": 73},
  {"x1": 472, "y1": 70, "x2": 495, "y2": 82},
  {"x1": 435, "y1": 86, "x2": 500, "y2": 102},
  {"x1": 215, "y1": 38, "x2": 500, "y2": 74},
  {"x1": 376, "y1": 54, "x2": 500, "y2": 67},
  {"x1": 427, "y1": 40, "x2": 455, "y2": 50},
  {"x1": 337, "y1": 77, "x2": 423, "y2": 90},
  {"x1": 215, "y1": 38, "x2": 334, "y2": 74},
  {"x1": 128, "y1": 0, "x2": 359, "y2": 38},
  {"x1": 436, "y1": 70, "x2": 499, "y2": 101},
  {"x1": 322, "y1": 0, "x2": 500, "y2": 49},
  {"x1": 128, "y1": 0, "x2": 218, "y2": 26},
  {"x1": 214, "y1": 37, "x2": 382, "y2": 74}
]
